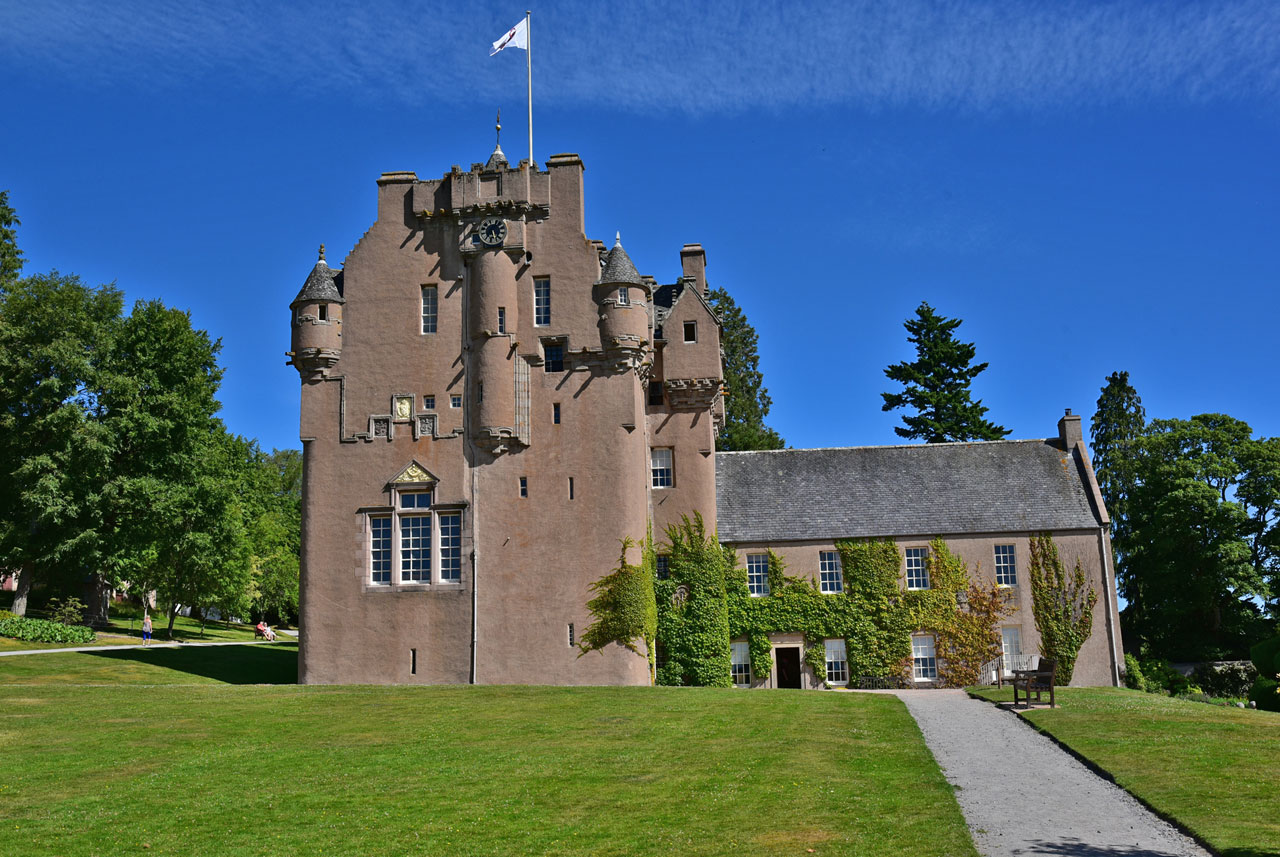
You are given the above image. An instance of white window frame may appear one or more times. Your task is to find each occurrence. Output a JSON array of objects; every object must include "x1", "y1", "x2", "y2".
[
  {"x1": 994, "y1": 544, "x2": 1017, "y2": 586},
  {"x1": 819, "y1": 550, "x2": 844, "y2": 594},
  {"x1": 730, "y1": 641, "x2": 751, "y2": 687},
  {"x1": 912, "y1": 634, "x2": 937, "y2": 682},
  {"x1": 421, "y1": 285, "x2": 438, "y2": 334},
  {"x1": 534, "y1": 277, "x2": 551, "y2": 326},
  {"x1": 746, "y1": 553, "x2": 770, "y2": 597},
  {"x1": 650, "y1": 447, "x2": 673, "y2": 489},
  {"x1": 438, "y1": 511, "x2": 462, "y2": 583},
  {"x1": 824, "y1": 638, "x2": 848, "y2": 685},
  {"x1": 369, "y1": 515, "x2": 393, "y2": 585},
  {"x1": 423, "y1": 395, "x2": 435, "y2": 411},
  {"x1": 1001, "y1": 626, "x2": 1022, "y2": 676},
  {"x1": 367, "y1": 491, "x2": 464, "y2": 588},
  {"x1": 450, "y1": 394, "x2": 462, "y2": 409},
  {"x1": 905, "y1": 547, "x2": 930, "y2": 590},
  {"x1": 497, "y1": 306, "x2": 506, "y2": 334},
  {"x1": 397, "y1": 491, "x2": 433, "y2": 584},
  {"x1": 617, "y1": 286, "x2": 630, "y2": 306}
]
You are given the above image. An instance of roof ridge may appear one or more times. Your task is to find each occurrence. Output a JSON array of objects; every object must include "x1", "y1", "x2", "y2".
[{"x1": 717, "y1": 438, "x2": 1053, "y2": 456}]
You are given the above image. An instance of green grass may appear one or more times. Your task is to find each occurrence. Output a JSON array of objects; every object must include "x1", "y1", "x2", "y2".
[
  {"x1": 0, "y1": 650, "x2": 977, "y2": 857},
  {"x1": 969, "y1": 686, "x2": 1280, "y2": 856},
  {"x1": 0, "y1": 632, "x2": 139, "y2": 651},
  {"x1": 0, "y1": 602, "x2": 267, "y2": 651}
]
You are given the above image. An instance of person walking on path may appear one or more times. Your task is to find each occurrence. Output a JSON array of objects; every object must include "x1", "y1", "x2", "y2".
[{"x1": 141, "y1": 613, "x2": 152, "y2": 647}]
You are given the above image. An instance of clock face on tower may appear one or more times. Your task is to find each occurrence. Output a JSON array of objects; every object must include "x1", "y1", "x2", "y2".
[{"x1": 477, "y1": 217, "x2": 507, "y2": 247}]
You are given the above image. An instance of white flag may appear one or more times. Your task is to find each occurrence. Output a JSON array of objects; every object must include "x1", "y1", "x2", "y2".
[{"x1": 490, "y1": 18, "x2": 528, "y2": 55}]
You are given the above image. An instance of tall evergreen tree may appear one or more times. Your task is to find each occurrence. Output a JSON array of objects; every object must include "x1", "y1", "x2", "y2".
[
  {"x1": 0, "y1": 190, "x2": 22, "y2": 285},
  {"x1": 707, "y1": 287, "x2": 784, "y2": 451},
  {"x1": 1090, "y1": 371, "x2": 1146, "y2": 549},
  {"x1": 881, "y1": 302, "x2": 1008, "y2": 443}
]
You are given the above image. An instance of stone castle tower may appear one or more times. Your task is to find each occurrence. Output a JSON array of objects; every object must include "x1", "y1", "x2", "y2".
[{"x1": 289, "y1": 143, "x2": 724, "y2": 685}]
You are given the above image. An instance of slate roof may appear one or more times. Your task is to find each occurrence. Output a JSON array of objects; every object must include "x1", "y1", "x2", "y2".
[
  {"x1": 715, "y1": 439, "x2": 1103, "y2": 543},
  {"x1": 597, "y1": 240, "x2": 643, "y2": 285},
  {"x1": 292, "y1": 259, "x2": 344, "y2": 307}
]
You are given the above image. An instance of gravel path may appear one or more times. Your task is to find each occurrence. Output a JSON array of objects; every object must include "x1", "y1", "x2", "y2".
[{"x1": 893, "y1": 689, "x2": 1210, "y2": 857}]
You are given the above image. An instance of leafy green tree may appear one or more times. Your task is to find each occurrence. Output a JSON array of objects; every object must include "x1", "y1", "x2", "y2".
[
  {"x1": 1237, "y1": 438, "x2": 1280, "y2": 621},
  {"x1": 1123, "y1": 415, "x2": 1269, "y2": 659},
  {"x1": 1090, "y1": 371, "x2": 1146, "y2": 548},
  {"x1": 245, "y1": 448, "x2": 302, "y2": 625},
  {"x1": 0, "y1": 190, "x2": 23, "y2": 285},
  {"x1": 0, "y1": 272, "x2": 122, "y2": 616},
  {"x1": 707, "y1": 287, "x2": 784, "y2": 451},
  {"x1": 881, "y1": 301, "x2": 1008, "y2": 442}
]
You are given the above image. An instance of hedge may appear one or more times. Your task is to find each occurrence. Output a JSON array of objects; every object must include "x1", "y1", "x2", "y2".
[{"x1": 0, "y1": 616, "x2": 97, "y2": 644}]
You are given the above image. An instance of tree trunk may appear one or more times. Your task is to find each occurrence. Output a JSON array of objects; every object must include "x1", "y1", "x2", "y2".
[
  {"x1": 85, "y1": 575, "x2": 112, "y2": 628},
  {"x1": 10, "y1": 565, "x2": 33, "y2": 617},
  {"x1": 167, "y1": 602, "x2": 179, "y2": 638}
]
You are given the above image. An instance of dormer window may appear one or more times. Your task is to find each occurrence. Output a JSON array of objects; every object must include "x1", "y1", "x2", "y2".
[{"x1": 617, "y1": 287, "x2": 630, "y2": 306}]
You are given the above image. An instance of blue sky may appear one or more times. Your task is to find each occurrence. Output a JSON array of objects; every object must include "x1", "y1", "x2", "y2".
[{"x1": 2, "y1": 0, "x2": 1277, "y2": 453}]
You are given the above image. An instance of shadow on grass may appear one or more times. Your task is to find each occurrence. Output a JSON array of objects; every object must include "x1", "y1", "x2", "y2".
[{"x1": 86, "y1": 643, "x2": 298, "y2": 684}]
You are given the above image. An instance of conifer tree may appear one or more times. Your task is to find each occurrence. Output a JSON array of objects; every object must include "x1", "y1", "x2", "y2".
[
  {"x1": 1090, "y1": 371, "x2": 1146, "y2": 548},
  {"x1": 881, "y1": 302, "x2": 1008, "y2": 442},
  {"x1": 707, "y1": 287, "x2": 784, "y2": 451},
  {"x1": 0, "y1": 190, "x2": 22, "y2": 285}
]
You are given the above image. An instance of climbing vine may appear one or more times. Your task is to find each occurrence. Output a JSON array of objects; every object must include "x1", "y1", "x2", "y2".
[
  {"x1": 653, "y1": 514, "x2": 733, "y2": 687},
  {"x1": 578, "y1": 534, "x2": 658, "y2": 683},
  {"x1": 912, "y1": 540, "x2": 1011, "y2": 687},
  {"x1": 1028, "y1": 532, "x2": 1096, "y2": 685},
  {"x1": 839, "y1": 540, "x2": 914, "y2": 682}
]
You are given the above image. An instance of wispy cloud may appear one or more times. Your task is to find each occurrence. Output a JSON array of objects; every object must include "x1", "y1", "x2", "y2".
[{"x1": 2, "y1": 0, "x2": 1277, "y2": 112}]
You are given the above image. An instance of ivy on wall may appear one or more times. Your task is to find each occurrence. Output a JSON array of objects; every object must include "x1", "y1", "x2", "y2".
[
  {"x1": 1028, "y1": 532, "x2": 1096, "y2": 685},
  {"x1": 913, "y1": 540, "x2": 1012, "y2": 687},
  {"x1": 654, "y1": 514, "x2": 733, "y2": 687},
  {"x1": 578, "y1": 534, "x2": 658, "y2": 683}
]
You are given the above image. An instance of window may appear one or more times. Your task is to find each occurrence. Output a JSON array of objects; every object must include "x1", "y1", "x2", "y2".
[
  {"x1": 650, "y1": 448, "x2": 673, "y2": 488},
  {"x1": 995, "y1": 544, "x2": 1017, "y2": 586},
  {"x1": 1001, "y1": 626, "x2": 1022, "y2": 674},
  {"x1": 450, "y1": 394, "x2": 462, "y2": 409},
  {"x1": 497, "y1": 306, "x2": 506, "y2": 333},
  {"x1": 905, "y1": 547, "x2": 930, "y2": 590},
  {"x1": 731, "y1": 642, "x2": 751, "y2": 687},
  {"x1": 568, "y1": 623, "x2": 575, "y2": 647},
  {"x1": 519, "y1": 477, "x2": 528, "y2": 498},
  {"x1": 683, "y1": 320, "x2": 696, "y2": 342},
  {"x1": 544, "y1": 343, "x2": 565, "y2": 372},
  {"x1": 656, "y1": 555, "x2": 670, "y2": 580},
  {"x1": 400, "y1": 514, "x2": 431, "y2": 582},
  {"x1": 400, "y1": 492, "x2": 431, "y2": 509},
  {"x1": 648, "y1": 380, "x2": 664, "y2": 406},
  {"x1": 819, "y1": 550, "x2": 843, "y2": 594},
  {"x1": 912, "y1": 634, "x2": 937, "y2": 681},
  {"x1": 439, "y1": 511, "x2": 461, "y2": 583},
  {"x1": 318, "y1": 304, "x2": 328, "y2": 321},
  {"x1": 421, "y1": 285, "x2": 438, "y2": 334},
  {"x1": 747, "y1": 553, "x2": 770, "y2": 596},
  {"x1": 423, "y1": 395, "x2": 435, "y2": 410},
  {"x1": 534, "y1": 277, "x2": 551, "y2": 326},
  {"x1": 553, "y1": 403, "x2": 561, "y2": 424},
  {"x1": 617, "y1": 286, "x2": 630, "y2": 306},
  {"x1": 370, "y1": 516, "x2": 392, "y2": 585},
  {"x1": 825, "y1": 639, "x2": 848, "y2": 685},
  {"x1": 568, "y1": 477, "x2": 575, "y2": 500}
]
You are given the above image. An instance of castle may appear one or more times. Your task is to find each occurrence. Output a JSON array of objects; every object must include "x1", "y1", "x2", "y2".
[{"x1": 289, "y1": 142, "x2": 1123, "y2": 688}]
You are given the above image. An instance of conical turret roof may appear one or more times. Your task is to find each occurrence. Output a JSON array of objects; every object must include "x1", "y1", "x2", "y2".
[
  {"x1": 596, "y1": 233, "x2": 643, "y2": 286},
  {"x1": 291, "y1": 245, "x2": 345, "y2": 307}
]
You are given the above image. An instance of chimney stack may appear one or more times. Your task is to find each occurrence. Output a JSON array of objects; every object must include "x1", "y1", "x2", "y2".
[{"x1": 1058, "y1": 408, "x2": 1082, "y2": 449}]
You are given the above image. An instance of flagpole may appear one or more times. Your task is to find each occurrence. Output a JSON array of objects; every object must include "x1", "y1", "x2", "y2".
[{"x1": 525, "y1": 10, "x2": 533, "y2": 202}]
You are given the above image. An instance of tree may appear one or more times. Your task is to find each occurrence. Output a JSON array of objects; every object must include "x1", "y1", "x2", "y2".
[
  {"x1": 881, "y1": 302, "x2": 1008, "y2": 442},
  {"x1": 707, "y1": 287, "x2": 784, "y2": 451},
  {"x1": 0, "y1": 272, "x2": 122, "y2": 616},
  {"x1": 1027, "y1": 533, "x2": 1097, "y2": 684},
  {"x1": 1122, "y1": 415, "x2": 1268, "y2": 659},
  {"x1": 1090, "y1": 371, "x2": 1146, "y2": 548},
  {"x1": 245, "y1": 448, "x2": 302, "y2": 625},
  {"x1": 0, "y1": 190, "x2": 23, "y2": 285}
]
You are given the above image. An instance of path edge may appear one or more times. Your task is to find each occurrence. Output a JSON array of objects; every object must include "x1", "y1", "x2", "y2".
[{"x1": 963, "y1": 689, "x2": 1222, "y2": 857}]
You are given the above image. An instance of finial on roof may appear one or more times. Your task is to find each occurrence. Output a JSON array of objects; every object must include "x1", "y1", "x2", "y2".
[
  {"x1": 485, "y1": 109, "x2": 508, "y2": 169},
  {"x1": 496, "y1": 109, "x2": 501, "y2": 147},
  {"x1": 318, "y1": 243, "x2": 325, "y2": 262},
  {"x1": 615, "y1": 231, "x2": 621, "y2": 246}
]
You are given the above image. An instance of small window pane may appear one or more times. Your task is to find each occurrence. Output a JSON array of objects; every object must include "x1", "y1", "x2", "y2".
[
  {"x1": 648, "y1": 380, "x2": 664, "y2": 406},
  {"x1": 422, "y1": 286, "x2": 438, "y2": 334},
  {"x1": 519, "y1": 477, "x2": 528, "y2": 498},
  {"x1": 617, "y1": 286, "x2": 630, "y2": 306},
  {"x1": 825, "y1": 639, "x2": 848, "y2": 685},
  {"x1": 423, "y1": 395, "x2": 435, "y2": 410},
  {"x1": 912, "y1": 634, "x2": 937, "y2": 681},
  {"x1": 544, "y1": 343, "x2": 565, "y2": 372},
  {"x1": 730, "y1": 641, "x2": 751, "y2": 687},
  {"x1": 553, "y1": 403, "x2": 561, "y2": 424},
  {"x1": 400, "y1": 515, "x2": 431, "y2": 582},
  {"x1": 450, "y1": 395, "x2": 462, "y2": 409},
  {"x1": 439, "y1": 512, "x2": 462, "y2": 583},
  {"x1": 370, "y1": 516, "x2": 392, "y2": 585},
  {"x1": 656, "y1": 555, "x2": 670, "y2": 580},
  {"x1": 650, "y1": 448, "x2": 673, "y2": 488},
  {"x1": 683, "y1": 320, "x2": 696, "y2": 342},
  {"x1": 819, "y1": 550, "x2": 843, "y2": 593},
  {"x1": 399, "y1": 492, "x2": 432, "y2": 509},
  {"x1": 905, "y1": 547, "x2": 930, "y2": 590},
  {"x1": 995, "y1": 544, "x2": 1017, "y2": 586},
  {"x1": 534, "y1": 278, "x2": 551, "y2": 326},
  {"x1": 747, "y1": 554, "x2": 769, "y2": 596}
]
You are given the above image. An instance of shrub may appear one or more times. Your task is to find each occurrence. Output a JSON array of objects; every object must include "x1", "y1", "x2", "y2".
[
  {"x1": 0, "y1": 609, "x2": 15, "y2": 622},
  {"x1": 0, "y1": 616, "x2": 96, "y2": 644},
  {"x1": 1191, "y1": 662, "x2": 1258, "y2": 699},
  {"x1": 1123, "y1": 653, "x2": 1146, "y2": 691},
  {"x1": 1247, "y1": 635, "x2": 1280, "y2": 712},
  {"x1": 1138, "y1": 658, "x2": 1194, "y2": 696},
  {"x1": 47, "y1": 596, "x2": 87, "y2": 626}
]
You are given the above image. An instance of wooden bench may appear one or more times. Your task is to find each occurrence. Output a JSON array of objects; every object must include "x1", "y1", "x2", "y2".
[{"x1": 1011, "y1": 657, "x2": 1057, "y2": 708}]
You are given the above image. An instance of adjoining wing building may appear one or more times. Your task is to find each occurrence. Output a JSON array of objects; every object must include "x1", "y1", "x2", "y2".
[{"x1": 288, "y1": 143, "x2": 1123, "y2": 688}]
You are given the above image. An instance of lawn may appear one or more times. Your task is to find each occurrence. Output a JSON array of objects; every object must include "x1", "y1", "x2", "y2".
[
  {"x1": 0, "y1": 650, "x2": 977, "y2": 857},
  {"x1": 970, "y1": 686, "x2": 1279, "y2": 857},
  {"x1": 0, "y1": 602, "x2": 268, "y2": 652}
]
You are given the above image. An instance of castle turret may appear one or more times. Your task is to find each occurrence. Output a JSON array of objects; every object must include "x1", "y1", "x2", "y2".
[
  {"x1": 468, "y1": 243, "x2": 521, "y2": 453},
  {"x1": 595, "y1": 234, "x2": 650, "y2": 365},
  {"x1": 287, "y1": 245, "x2": 344, "y2": 382}
]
